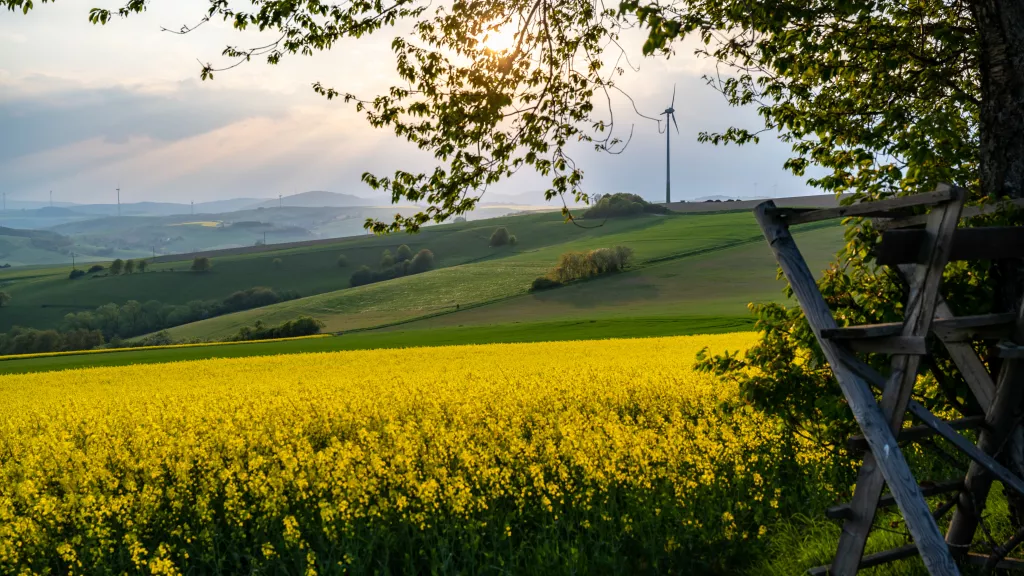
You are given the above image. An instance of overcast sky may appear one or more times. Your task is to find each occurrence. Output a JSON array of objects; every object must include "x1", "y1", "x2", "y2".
[{"x1": 0, "y1": 1, "x2": 822, "y2": 206}]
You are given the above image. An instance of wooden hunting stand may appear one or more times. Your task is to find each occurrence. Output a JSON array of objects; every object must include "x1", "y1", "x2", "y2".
[{"x1": 754, "y1": 185, "x2": 1024, "y2": 575}]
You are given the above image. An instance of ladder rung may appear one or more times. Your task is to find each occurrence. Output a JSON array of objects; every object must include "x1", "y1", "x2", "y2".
[
  {"x1": 807, "y1": 543, "x2": 920, "y2": 575},
  {"x1": 846, "y1": 336, "x2": 927, "y2": 355},
  {"x1": 847, "y1": 416, "x2": 986, "y2": 453},
  {"x1": 825, "y1": 479, "x2": 964, "y2": 520}
]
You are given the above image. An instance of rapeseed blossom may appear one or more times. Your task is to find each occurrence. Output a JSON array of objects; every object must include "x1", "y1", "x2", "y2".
[{"x1": 0, "y1": 334, "x2": 826, "y2": 574}]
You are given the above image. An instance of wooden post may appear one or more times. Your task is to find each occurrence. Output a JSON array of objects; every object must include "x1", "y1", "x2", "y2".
[{"x1": 754, "y1": 201, "x2": 959, "y2": 576}]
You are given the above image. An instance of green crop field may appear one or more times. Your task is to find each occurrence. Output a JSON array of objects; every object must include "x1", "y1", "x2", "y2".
[
  {"x1": 163, "y1": 212, "x2": 841, "y2": 341},
  {"x1": 0, "y1": 211, "x2": 663, "y2": 331}
]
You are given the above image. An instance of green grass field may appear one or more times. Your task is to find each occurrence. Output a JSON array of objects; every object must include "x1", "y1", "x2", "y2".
[
  {"x1": 0, "y1": 211, "x2": 665, "y2": 331},
  {"x1": 163, "y1": 213, "x2": 841, "y2": 341},
  {"x1": 0, "y1": 315, "x2": 752, "y2": 374}
]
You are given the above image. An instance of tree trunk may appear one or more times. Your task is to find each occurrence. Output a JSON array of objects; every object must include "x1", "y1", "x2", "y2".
[{"x1": 972, "y1": 0, "x2": 1024, "y2": 529}]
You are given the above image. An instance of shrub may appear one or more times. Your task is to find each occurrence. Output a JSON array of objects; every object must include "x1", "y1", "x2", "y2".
[
  {"x1": 272, "y1": 258, "x2": 283, "y2": 268},
  {"x1": 110, "y1": 259, "x2": 124, "y2": 275},
  {"x1": 453, "y1": 216, "x2": 467, "y2": 223},
  {"x1": 68, "y1": 269, "x2": 86, "y2": 280},
  {"x1": 124, "y1": 259, "x2": 136, "y2": 274},
  {"x1": 231, "y1": 315, "x2": 324, "y2": 341},
  {"x1": 549, "y1": 246, "x2": 633, "y2": 284},
  {"x1": 191, "y1": 257, "x2": 212, "y2": 272},
  {"x1": 87, "y1": 264, "x2": 105, "y2": 274},
  {"x1": 582, "y1": 193, "x2": 670, "y2": 219},
  {"x1": 0, "y1": 292, "x2": 10, "y2": 307},
  {"x1": 530, "y1": 276, "x2": 562, "y2": 291},
  {"x1": 509, "y1": 235, "x2": 518, "y2": 246},
  {"x1": 137, "y1": 260, "x2": 148, "y2": 273},
  {"x1": 336, "y1": 254, "x2": 349, "y2": 268},
  {"x1": 380, "y1": 249, "x2": 394, "y2": 268},
  {"x1": 409, "y1": 249, "x2": 435, "y2": 274},
  {"x1": 396, "y1": 244, "x2": 413, "y2": 262},
  {"x1": 350, "y1": 265, "x2": 374, "y2": 287},
  {"x1": 489, "y1": 226, "x2": 511, "y2": 247}
]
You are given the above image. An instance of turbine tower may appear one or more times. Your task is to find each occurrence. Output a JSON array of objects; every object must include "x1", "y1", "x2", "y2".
[{"x1": 661, "y1": 85, "x2": 680, "y2": 204}]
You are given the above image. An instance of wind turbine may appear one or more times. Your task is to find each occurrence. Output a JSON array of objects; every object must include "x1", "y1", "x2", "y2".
[{"x1": 661, "y1": 85, "x2": 680, "y2": 204}]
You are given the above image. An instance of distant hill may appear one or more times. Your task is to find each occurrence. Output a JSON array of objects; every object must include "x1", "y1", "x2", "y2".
[
  {"x1": 248, "y1": 191, "x2": 381, "y2": 209},
  {"x1": 0, "y1": 226, "x2": 78, "y2": 267}
]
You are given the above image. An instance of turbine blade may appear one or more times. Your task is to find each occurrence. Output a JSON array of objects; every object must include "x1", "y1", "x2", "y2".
[
  {"x1": 672, "y1": 113, "x2": 679, "y2": 133},
  {"x1": 671, "y1": 84, "x2": 676, "y2": 108}
]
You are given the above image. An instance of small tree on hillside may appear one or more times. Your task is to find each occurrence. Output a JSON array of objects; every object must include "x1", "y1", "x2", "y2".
[
  {"x1": 272, "y1": 258, "x2": 283, "y2": 268},
  {"x1": 336, "y1": 254, "x2": 349, "y2": 268},
  {"x1": 409, "y1": 249, "x2": 435, "y2": 274},
  {"x1": 0, "y1": 292, "x2": 10, "y2": 307},
  {"x1": 137, "y1": 260, "x2": 148, "y2": 273},
  {"x1": 380, "y1": 249, "x2": 394, "y2": 268},
  {"x1": 489, "y1": 227, "x2": 510, "y2": 247},
  {"x1": 191, "y1": 257, "x2": 212, "y2": 272},
  {"x1": 350, "y1": 265, "x2": 373, "y2": 287},
  {"x1": 124, "y1": 259, "x2": 136, "y2": 274},
  {"x1": 110, "y1": 259, "x2": 124, "y2": 275},
  {"x1": 396, "y1": 244, "x2": 413, "y2": 262}
]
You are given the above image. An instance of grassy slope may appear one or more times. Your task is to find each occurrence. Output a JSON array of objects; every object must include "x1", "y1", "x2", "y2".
[
  {"x1": 0, "y1": 316, "x2": 751, "y2": 374},
  {"x1": 0, "y1": 211, "x2": 659, "y2": 331},
  {"x1": 165, "y1": 213, "x2": 840, "y2": 341}
]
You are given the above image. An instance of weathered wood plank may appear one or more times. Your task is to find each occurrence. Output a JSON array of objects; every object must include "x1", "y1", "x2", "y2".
[
  {"x1": 846, "y1": 417, "x2": 986, "y2": 453},
  {"x1": 927, "y1": 295, "x2": 998, "y2": 414},
  {"x1": 830, "y1": 192, "x2": 964, "y2": 576},
  {"x1": 826, "y1": 479, "x2": 965, "y2": 520},
  {"x1": 807, "y1": 544, "x2": 921, "y2": 576},
  {"x1": 776, "y1": 186, "x2": 956, "y2": 226},
  {"x1": 998, "y1": 343, "x2": 1024, "y2": 358},
  {"x1": 821, "y1": 313, "x2": 1013, "y2": 343},
  {"x1": 754, "y1": 201, "x2": 959, "y2": 576},
  {"x1": 876, "y1": 227, "x2": 1024, "y2": 265}
]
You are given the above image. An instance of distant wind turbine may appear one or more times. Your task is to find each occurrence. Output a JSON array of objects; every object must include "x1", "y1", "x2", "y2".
[{"x1": 661, "y1": 85, "x2": 680, "y2": 204}]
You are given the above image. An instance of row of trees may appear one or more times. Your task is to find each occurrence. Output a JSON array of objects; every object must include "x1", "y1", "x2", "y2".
[
  {"x1": 61, "y1": 287, "x2": 298, "y2": 341},
  {"x1": 350, "y1": 248, "x2": 436, "y2": 287},
  {"x1": 229, "y1": 316, "x2": 324, "y2": 341},
  {"x1": 531, "y1": 246, "x2": 634, "y2": 291},
  {"x1": 582, "y1": 194, "x2": 670, "y2": 219}
]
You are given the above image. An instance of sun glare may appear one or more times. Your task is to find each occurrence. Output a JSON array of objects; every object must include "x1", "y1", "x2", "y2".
[{"x1": 480, "y1": 24, "x2": 518, "y2": 53}]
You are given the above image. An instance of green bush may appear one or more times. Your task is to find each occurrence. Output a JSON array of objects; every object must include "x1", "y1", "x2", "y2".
[
  {"x1": 191, "y1": 257, "x2": 212, "y2": 272},
  {"x1": 68, "y1": 269, "x2": 86, "y2": 280},
  {"x1": 549, "y1": 246, "x2": 633, "y2": 284},
  {"x1": 489, "y1": 227, "x2": 511, "y2": 247},
  {"x1": 272, "y1": 258, "x2": 283, "y2": 268},
  {"x1": 582, "y1": 193, "x2": 670, "y2": 219},
  {"x1": 336, "y1": 254, "x2": 349, "y2": 268},
  {"x1": 110, "y1": 259, "x2": 124, "y2": 275},
  {"x1": 380, "y1": 249, "x2": 395, "y2": 268},
  {"x1": 87, "y1": 264, "x2": 105, "y2": 274},
  {"x1": 124, "y1": 259, "x2": 136, "y2": 274},
  {"x1": 396, "y1": 244, "x2": 413, "y2": 262},
  {"x1": 230, "y1": 315, "x2": 325, "y2": 341},
  {"x1": 409, "y1": 249, "x2": 435, "y2": 274},
  {"x1": 350, "y1": 265, "x2": 374, "y2": 287},
  {"x1": 137, "y1": 260, "x2": 148, "y2": 273},
  {"x1": 509, "y1": 235, "x2": 518, "y2": 246},
  {"x1": 530, "y1": 276, "x2": 562, "y2": 291}
]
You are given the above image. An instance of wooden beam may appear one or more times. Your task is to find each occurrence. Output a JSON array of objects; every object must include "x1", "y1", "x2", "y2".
[
  {"x1": 907, "y1": 401, "x2": 1024, "y2": 496},
  {"x1": 947, "y1": 296, "x2": 1024, "y2": 552},
  {"x1": 998, "y1": 343, "x2": 1024, "y2": 358},
  {"x1": 846, "y1": 417, "x2": 986, "y2": 453},
  {"x1": 754, "y1": 201, "x2": 959, "y2": 576},
  {"x1": 826, "y1": 479, "x2": 964, "y2": 520},
  {"x1": 927, "y1": 294, "x2": 997, "y2": 414},
  {"x1": 821, "y1": 313, "x2": 1014, "y2": 343},
  {"x1": 807, "y1": 544, "x2": 920, "y2": 576},
  {"x1": 877, "y1": 197, "x2": 1024, "y2": 230},
  {"x1": 963, "y1": 553, "x2": 1024, "y2": 571},
  {"x1": 845, "y1": 336, "x2": 928, "y2": 355},
  {"x1": 775, "y1": 186, "x2": 956, "y2": 226},
  {"x1": 876, "y1": 227, "x2": 1024, "y2": 265},
  {"x1": 830, "y1": 192, "x2": 964, "y2": 576}
]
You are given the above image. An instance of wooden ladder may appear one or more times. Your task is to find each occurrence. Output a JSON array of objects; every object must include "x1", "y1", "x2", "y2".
[{"x1": 754, "y1": 185, "x2": 1024, "y2": 575}]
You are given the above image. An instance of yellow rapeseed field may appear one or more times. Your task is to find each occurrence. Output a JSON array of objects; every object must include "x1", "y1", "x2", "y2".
[{"x1": 0, "y1": 333, "x2": 827, "y2": 574}]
